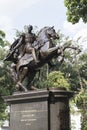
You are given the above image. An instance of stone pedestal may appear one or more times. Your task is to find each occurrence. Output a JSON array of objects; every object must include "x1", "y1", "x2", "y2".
[{"x1": 4, "y1": 89, "x2": 73, "y2": 130}]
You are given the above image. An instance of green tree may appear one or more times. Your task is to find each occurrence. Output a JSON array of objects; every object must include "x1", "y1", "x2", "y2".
[
  {"x1": 0, "y1": 30, "x2": 14, "y2": 125},
  {"x1": 75, "y1": 89, "x2": 87, "y2": 130},
  {"x1": 74, "y1": 52, "x2": 87, "y2": 130},
  {"x1": 44, "y1": 71, "x2": 70, "y2": 90},
  {"x1": 64, "y1": 0, "x2": 87, "y2": 24},
  {"x1": 33, "y1": 64, "x2": 48, "y2": 89}
]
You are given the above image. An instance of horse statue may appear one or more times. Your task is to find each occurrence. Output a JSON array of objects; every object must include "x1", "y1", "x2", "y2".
[{"x1": 4, "y1": 26, "x2": 80, "y2": 91}]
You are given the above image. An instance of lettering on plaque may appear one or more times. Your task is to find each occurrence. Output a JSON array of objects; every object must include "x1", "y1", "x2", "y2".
[{"x1": 12, "y1": 109, "x2": 47, "y2": 126}]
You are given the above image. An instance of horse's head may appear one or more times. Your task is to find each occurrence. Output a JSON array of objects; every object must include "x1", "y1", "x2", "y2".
[
  {"x1": 46, "y1": 26, "x2": 59, "y2": 40},
  {"x1": 36, "y1": 26, "x2": 60, "y2": 51}
]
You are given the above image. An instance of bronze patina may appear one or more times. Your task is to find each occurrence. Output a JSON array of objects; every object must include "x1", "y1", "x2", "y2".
[{"x1": 4, "y1": 25, "x2": 80, "y2": 91}]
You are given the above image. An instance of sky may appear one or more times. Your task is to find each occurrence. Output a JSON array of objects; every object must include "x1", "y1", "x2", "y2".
[{"x1": 0, "y1": 0, "x2": 87, "y2": 49}]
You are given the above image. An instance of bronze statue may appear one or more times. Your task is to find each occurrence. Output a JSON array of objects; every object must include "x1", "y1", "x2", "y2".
[{"x1": 4, "y1": 25, "x2": 80, "y2": 91}]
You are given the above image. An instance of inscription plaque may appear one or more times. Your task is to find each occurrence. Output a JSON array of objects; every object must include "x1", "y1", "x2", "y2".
[{"x1": 10, "y1": 101, "x2": 48, "y2": 130}]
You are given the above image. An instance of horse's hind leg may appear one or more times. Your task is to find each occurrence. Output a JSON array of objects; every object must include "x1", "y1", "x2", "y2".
[
  {"x1": 16, "y1": 67, "x2": 28, "y2": 91},
  {"x1": 26, "y1": 71, "x2": 37, "y2": 90}
]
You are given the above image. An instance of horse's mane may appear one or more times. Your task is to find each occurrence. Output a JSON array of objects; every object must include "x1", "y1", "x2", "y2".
[{"x1": 37, "y1": 26, "x2": 50, "y2": 36}]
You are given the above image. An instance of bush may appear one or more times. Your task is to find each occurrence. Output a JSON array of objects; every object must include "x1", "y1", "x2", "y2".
[{"x1": 44, "y1": 71, "x2": 70, "y2": 90}]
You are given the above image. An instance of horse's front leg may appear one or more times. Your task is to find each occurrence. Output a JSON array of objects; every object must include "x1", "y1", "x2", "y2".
[{"x1": 46, "y1": 46, "x2": 59, "y2": 54}]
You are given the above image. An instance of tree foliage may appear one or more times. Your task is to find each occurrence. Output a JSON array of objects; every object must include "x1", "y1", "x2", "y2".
[
  {"x1": 44, "y1": 71, "x2": 70, "y2": 90},
  {"x1": 73, "y1": 51, "x2": 87, "y2": 130},
  {"x1": 0, "y1": 30, "x2": 14, "y2": 125},
  {"x1": 64, "y1": 0, "x2": 87, "y2": 24}
]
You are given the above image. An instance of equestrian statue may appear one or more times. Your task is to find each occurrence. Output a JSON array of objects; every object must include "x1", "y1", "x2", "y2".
[{"x1": 4, "y1": 25, "x2": 80, "y2": 91}]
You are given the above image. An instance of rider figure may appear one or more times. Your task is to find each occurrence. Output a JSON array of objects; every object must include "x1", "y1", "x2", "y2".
[
  {"x1": 7, "y1": 25, "x2": 38, "y2": 63},
  {"x1": 5, "y1": 25, "x2": 38, "y2": 91},
  {"x1": 23, "y1": 25, "x2": 38, "y2": 62}
]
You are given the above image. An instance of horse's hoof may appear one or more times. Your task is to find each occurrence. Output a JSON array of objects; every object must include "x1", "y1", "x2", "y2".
[
  {"x1": 30, "y1": 86, "x2": 38, "y2": 90},
  {"x1": 34, "y1": 60, "x2": 39, "y2": 64},
  {"x1": 15, "y1": 84, "x2": 20, "y2": 90}
]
